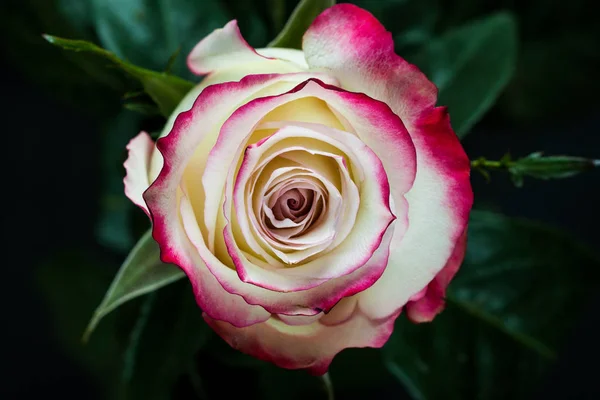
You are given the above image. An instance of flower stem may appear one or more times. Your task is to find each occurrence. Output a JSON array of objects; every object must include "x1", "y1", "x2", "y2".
[
  {"x1": 470, "y1": 155, "x2": 515, "y2": 182},
  {"x1": 321, "y1": 372, "x2": 335, "y2": 400},
  {"x1": 470, "y1": 156, "x2": 514, "y2": 170}
]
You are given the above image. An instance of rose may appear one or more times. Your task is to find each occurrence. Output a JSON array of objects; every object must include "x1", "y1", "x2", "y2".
[{"x1": 124, "y1": 4, "x2": 472, "y2": 374}]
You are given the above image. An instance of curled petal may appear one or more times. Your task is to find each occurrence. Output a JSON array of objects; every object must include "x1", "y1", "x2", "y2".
[
  {"x1": 405, "y1": 228, "x2": 467, "y2": 323},
  {"x1": 204, "y1": 308, "x2": 399, "y2": 375},
  {"x1": 124, "y1": 131, "x2": 154, "y2": 215},
  {"x1": 188, "y1": 20, "x2": 269, "y2": 75},
  {"x1": 188, "y1": 20, "x2": 306, "y2": 75}
]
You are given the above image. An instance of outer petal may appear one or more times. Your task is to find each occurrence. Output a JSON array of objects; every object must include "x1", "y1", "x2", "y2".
[
  {"x1": 359, "y1": 107, "x2": 473, "y2": 320},
  {"x1": 405, "y1": 228, "x2": 468, "y2": 323},
  {"x1": 303, "y1": 4, "x2": 436, "y2": 126},
  {"x1": 188, "y1": 20, "x2": 306, "y2": 75},
  {"x1": 204, "y1": 308, "x2": 399, "y2": 375},
  {"x1": 124, "y1": 131, "x2": 154, "y2": 215},
  {"x1": 302, "y1": 4, "x2": 472, "y2": 320},
  {"x1": 178, "y1": 194, "x2": 271, "y2": 326}
]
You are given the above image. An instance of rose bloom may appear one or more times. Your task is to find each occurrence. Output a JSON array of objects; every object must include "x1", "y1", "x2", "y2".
[{"x1": 124, "y1": 4, "x2": 472, "y2": 374}]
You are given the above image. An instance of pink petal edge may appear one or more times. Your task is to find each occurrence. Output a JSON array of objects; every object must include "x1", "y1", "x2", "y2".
[
  {"x1": 405, "y1": 227, "x2": 468, "y2": 323},
  {"x1": 303, "y1": 3, "x2": 437, "y2": 127},
  {"x1": 203, "y1": 307, "x2": 400, "y2": 375}
]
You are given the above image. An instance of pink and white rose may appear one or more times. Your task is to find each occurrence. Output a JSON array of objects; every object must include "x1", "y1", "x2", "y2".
[{"x1": 124, "y1": 4, "x2": 473, "y2": 374}]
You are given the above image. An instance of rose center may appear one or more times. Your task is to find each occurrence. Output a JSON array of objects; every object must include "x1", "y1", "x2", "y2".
[{"x1": 266, "y1": 187, "x2": 321, "y2": 233}]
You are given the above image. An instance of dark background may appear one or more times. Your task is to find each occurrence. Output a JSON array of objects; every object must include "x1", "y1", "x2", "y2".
[{"x1": 2, "y1": 0, "x2": 599, "y2": 398}]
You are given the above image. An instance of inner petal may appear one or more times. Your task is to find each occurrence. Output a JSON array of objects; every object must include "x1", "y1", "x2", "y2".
[
  {"x1": 257, "y1": 170, "x2": 342, "y2": 262},
  {"x1": 270, "y1": 188, "x2": 314, "y2": 223},
  {"x1": 228, "y1": 121, "x2": 372, "y2": 275}
]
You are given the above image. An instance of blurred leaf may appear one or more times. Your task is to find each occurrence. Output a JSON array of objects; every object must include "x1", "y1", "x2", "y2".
[
  {"x1": 268, "y1": 0, "x2": 335, "y2": 48},
  {"x1": 91, "y1": 0, "x2": 229, "y2": 79},
  {"x1": 413, "y1": 12, "x2": 518, "y2": 138},
  {"x1": 56, "y1": 0, "x2": 96, "y2": 38},
  {"x1": 499, "y1": 34, "x2": 600, "y2": 123},
  {"x1": 36, "y1": 250, "x2": 122, "y2": 395},
  {"x1": 121, "y1": 292, "x2": 157, "y2": 384},
  {"x1": 44, "y1": 35, "x2": 194, "y2": 116},
  {"x1": 267, "y1": 0, "x2": 287, "y2": 33},
  {"x1": 123, "y1": 102, "x2": 162, "y2": 116},
  {"x1": 435, "y1": 0, "x2": 485, "y2": 32},
  {"x1": 119, "y1": 281, "x2": 213, "y2": 400},
  {"x1": 471, "y1": 153, "x2": 600, "y2": 188},
  {"x1": 384, "y1": 210, "x2": 600, "y2": 399},
  {"x1": 509, "y1": 152, "x2": 600, "y2": 187},
  {"x1": 85, "y1": 229, "x2": 186, "y2": 341}
]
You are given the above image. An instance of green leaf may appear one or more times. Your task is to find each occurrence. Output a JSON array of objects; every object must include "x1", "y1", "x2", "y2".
[
  {"x1": 509, "y1": 152, "x2": 599, "y2": 186},
  {"x1": 43, "y1": 35, "x2": 194, "y2": 116},
  {"x1": 84, "y1": 229, "x2": 186, "y2": 341},
  {"x1": 91, "y1": 0, "x2": 230, "y2": 79},
  {"x1": 412, "y1": 12, "x2": 518, "y2": 138},
  {"x1": 268, "y1": 0, "x2": 335, "y2": 48},
  {"x1": 471, "y1": 153, "x2": 599, "y2": 188},
  {"x1": 384, "y1": 210, "x2": 600, "y2": 399}
]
